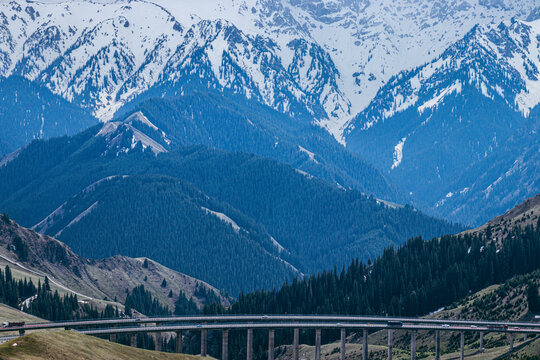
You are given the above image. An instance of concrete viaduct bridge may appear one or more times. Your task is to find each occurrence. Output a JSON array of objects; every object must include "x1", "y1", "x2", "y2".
[{"x1": 2, "y1": 315, "x2": 540, "y2": 359}]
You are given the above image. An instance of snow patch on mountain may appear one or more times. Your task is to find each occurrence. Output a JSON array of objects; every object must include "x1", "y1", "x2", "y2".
[
  {"x1": 418, "y1": 81, "x2": 463, "y2": 114},
  {"x1": 298, "y1": 145, "x2": 318, "y2": 164},
  {"x1": 347, "y1": 19, "x2": 540, "y2": 134},
  {"x1": 202, "y1": 207, "x2": 241, "y2": 233},
  {"x1": 0, "y1": 0, "x2": 537, "y2": 141},
  {"x1": 391, "y1": 137, "x2": 407, "y2": 170}
]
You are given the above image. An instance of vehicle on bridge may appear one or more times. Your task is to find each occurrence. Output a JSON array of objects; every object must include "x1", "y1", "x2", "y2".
[
  {"x1": 487, "y1": 324, "x2": 509, "y2": 330},
  {"x1": 2, "y1": 322, "x2": 25, "y2": 328}
]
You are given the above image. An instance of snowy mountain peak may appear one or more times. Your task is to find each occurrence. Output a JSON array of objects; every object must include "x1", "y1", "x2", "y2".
[
  {"x1": 96, "y1": 110, "x2": 169, "y2": 155},
  {"x1": 0, "y1": 0, "x2": 538, "y2": 141},
  {"x1": 345, "y1": 18, "x2": 540, "y2": 134}
]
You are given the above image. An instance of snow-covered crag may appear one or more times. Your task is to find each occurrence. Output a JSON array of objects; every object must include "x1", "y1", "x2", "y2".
[
  {"x1": 0, "y1": 0, "x2": 537, "y2": 140},
  {"x1": 345, "y1": 19, "x2": 540, "y2": 225}
]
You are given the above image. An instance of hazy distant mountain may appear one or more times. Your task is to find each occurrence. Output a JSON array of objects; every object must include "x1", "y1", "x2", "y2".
[
  {"x1": 0, "y1": 76, "x2": 96, "y2": 155},
  {"x1": 119, "y1": 93, "x2": 402, "y2": 201},
  {"x1": 345, "y1": 19, "x2": 540, "y2": 225},
  {"x1": 0, "y1": 117, "x2": 461, "y2": 293},
  {"x1": 0, "y1": 0, "x2": 536, "y2": 139}
]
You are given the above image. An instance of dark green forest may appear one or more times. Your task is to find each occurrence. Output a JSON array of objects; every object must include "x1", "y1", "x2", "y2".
[
  {"x1": 0, "y1": 76, "x2": 96, "y2": 155},
  {"x1": 120, "y1": 92, "x2": 401, "y2": 200},
  {"x1": 0, "y1": 265, "x2": 109, "y2": 321},
  {"x1": 0, "y1": 129, "x2": 461, "y2": 294},
  {"x1": 48, "y1": 175, "x2": 298, "y2": 295},
  {"x1": 227, "y1": 222, "x2": 540, "y2": 317},
  {"x1": 196, "y1": 221, "x2": 540, "y2": 359},
  {"x1": 125, "y1": 285, "x2": 171, "y2": 317}
]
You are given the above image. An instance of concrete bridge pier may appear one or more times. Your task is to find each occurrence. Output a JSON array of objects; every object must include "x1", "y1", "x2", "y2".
[
  {"x1": 509, "y1": 333, "x2": 514, "y2": 351},
  {"x1": 340, "y1": 328, "x2": 346, "y2": 360},
  {"x1": 155, "y1": 333, "x2": 161, "y2": 352},
  {"x1": 435, "y1": 330, "x2": 440, "y2": 360},
  {"x1": 154, "y1": 323, "x2": 162, "y2": 352},
  {"x1": 130, "y1": 333, "x2": 137, "y2": 348},
  {"x1": 293, "y1": 328, "x2": 299, "y2": 360},
  {"x1": 109, "y1": 324, "x2": 117, "y2": 343},
  {"x1": 363, "y1": 329, "x2": 368, "y2": 360},
  {"x1": 387, "y1": 329, "x2": 393, "y2": 360},
  {"x1": 222, "y1": 329, "x2": 229, "y2": 360},
  {"x1": 460, "y1": 332, "x2": 465, "y2": 360},
  {"x1": 176, "y1": 330, "x2": 183, "y2": 354},
  {"x1": 201, "y1": 328, "x2": 208, "y2": 356},
  {"x1": 524, "y1": 333, "x2": 527, "y2": 341},
  {"x1": 247, "y1": 328, "x2": 253, "y2": 360},
  {"x1": 410, "y1": 330, "x2": 416, "y2": 360},
  {"x1": 479, "y1": 332, "x2": 484, "y2": 352},
  {"x1": 268, "y1": 329, "x2": 275, "y2": 360},
  {"x1": 315, "y1": 328, "x2": 322, "y2": 360}
]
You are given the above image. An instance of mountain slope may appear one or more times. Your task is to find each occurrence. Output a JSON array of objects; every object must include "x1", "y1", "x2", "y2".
[
  {"x1": 0, "y1": 76, "x2": 97, "y2": 155},
  {"x1": 345, "y1": 19, "x2": 540, "y2": 226},
  {"x1": 118, "y1": 93, "x2": 401, "y2": 200},
  {"x1": 0, "y1": 214, "x2": 229, "y2": 311},
  {"x1": 0, "y1": 120, "x2": 460, "y2": 292},
  {"x1": 0, "y1": 331, "x2": 204, "y2": 360},
  {"x1": 29, "y1": 174, "x2": 299, "y2": 295},
  {"x1": 0, "y1": 0, "x2": 536, "y2": 138}
]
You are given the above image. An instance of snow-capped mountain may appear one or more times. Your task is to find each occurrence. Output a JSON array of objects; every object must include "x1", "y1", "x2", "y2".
[
  {"x1": 345, "y1": 18, "x2": 540, "y2": 225},
  {"x1": 95, "y1": 111, "x2": 171, "y2": 156},
  {"x1": 0, "y1": 0, "x2": 537, "y2": 140}
]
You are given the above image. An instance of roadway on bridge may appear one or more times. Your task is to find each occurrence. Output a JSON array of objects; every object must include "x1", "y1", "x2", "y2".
[{"x1": 2, "y1": 315, "x2": 540, "y2": 334}]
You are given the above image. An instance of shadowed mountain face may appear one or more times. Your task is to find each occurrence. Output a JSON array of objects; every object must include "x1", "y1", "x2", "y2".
[
  {"x1": 116, "y1": 93, "x2": 403, "y2": 202},
  {"x1": 0, "y1": 76, "x2": 97, "y2": 156},
  {"x1": 345, "y1": 19, "x2": 540, "y2": 226},
  {"x1": 0, "y1": 0, "x2": 538, "y2": 227},
  {"x1": 0, "y1": 0, "x2": 536, "y2": 136},
  {"x1": 0, "y1": 213, "x2": 230, "y2": 311},
  {"x1": 0, "y1": 117, "x2": 461, "y2": 294}
]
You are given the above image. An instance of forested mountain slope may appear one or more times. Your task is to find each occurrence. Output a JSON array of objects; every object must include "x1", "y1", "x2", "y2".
[
  {"x1": 0, "y1": 214, "x2": 229, "y2": 311},
  {"x1": 345, "y1": 19, "x2": 540, "y2": 226},
  {"x1": 203, "y1": 193, "x2": 540, "y2": 359},
  {"x1": 0, "y1": 118, "x2": 460, "y2": 293},
  {"x1": 117, "y1": 93, "x2": 401, "y2": 201},
  {"x1": 0, "y1": 76, "x2": 96, "y2": 156},
  {"x1": 0, "y1": 0, "x2": 535, "y2": 137}
]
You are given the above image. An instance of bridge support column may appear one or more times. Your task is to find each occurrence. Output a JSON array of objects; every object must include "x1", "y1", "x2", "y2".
[
  {"x1": 315, "y1": 328, "x2": 322, "y2": 360},
  {"x1": 363, "y1": 329, "x2": 368, "y2": 360},
  {"x1": 155, "y1": 333, "x2": 161, "y2": 352},
  {"x1": 247, "y1": 328, "x2": 253, "y2": 360},
  {"x1": 18, "y1": 329, "x2": 25, "y2": 336},
  {"x1": 435, "y1": 331, "x2": 440, "y2": 360},
  {"x1": 340, "y1": 328, "x2": 346, "y2": 360},
  {"x1": 201, "y1": 329, "x2": 208, "y2": 357},
  {"x1": 293, "y1": 328, "x2": 299, "y2": 360},
  {"x1": 155, "y1": 322, "x2": 162, "y2": 352},
  {"x1": 524, "y1": 333, "x2": 527, "y2": 342},
  {"x1": 268, "y1": 329, "x2": 275, "y2": 360},
  {"x1": 131, "y1": 334, "x2": 137, "y2": 348},
  {"x1": 176, "y1": 331, "x2": 183, "y2": 354},
  {"x1": 460, "y1": 332, "x2": 465, "y2": 360},
  {"x1": 479, "y1": 332, "x2": 484, "y2": 352},
  {"x1": 509, "y1": 333, "x2": 514, "y2": 351},
  {"x1": 387, "y1": 329, "x2": 393, "y2": 360},
  {"x1": 410, "y1": 330, "x2": 416, "y2": 360},
  {"x1": 222, "y1": 329, "x2": 229, "y2": 360},
  {"x1": 109, "y1": 324, "x2": 117, "y2": 343}
]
